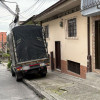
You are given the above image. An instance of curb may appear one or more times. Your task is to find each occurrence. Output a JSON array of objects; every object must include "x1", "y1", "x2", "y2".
[
  {"x1": 23, "y1": 79, "x2": 56, "y2": 100},
  {"x1": 23, "y1": 79, "x2": 45, "y2": 99}
]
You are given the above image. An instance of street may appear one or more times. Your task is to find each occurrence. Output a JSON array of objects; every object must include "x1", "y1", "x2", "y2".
[{"x1": 0, "y1": 64, "x2": 41, "y2": 100}]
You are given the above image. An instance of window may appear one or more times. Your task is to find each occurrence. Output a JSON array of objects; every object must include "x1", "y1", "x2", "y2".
[
  {"x1": 44, "y1": 25, "x2": 49, "y2": 38},
  {"x1": 68, "y1": 18, "x2": 77, "y2": 37}
]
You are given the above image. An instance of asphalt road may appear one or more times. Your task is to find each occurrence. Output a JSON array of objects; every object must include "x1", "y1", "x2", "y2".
[{"x1": 0, "y1": 64, "x2": 41, "y2": 100}]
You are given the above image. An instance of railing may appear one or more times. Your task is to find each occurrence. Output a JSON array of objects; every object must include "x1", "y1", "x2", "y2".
[{"x1": 81, "y1": 0, "x2": 100, "y2": 10}]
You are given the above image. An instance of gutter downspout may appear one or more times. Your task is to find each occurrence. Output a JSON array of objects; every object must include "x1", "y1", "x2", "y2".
[{"x1": 87, "y1": 17, "x2": 92, "y2": 72}]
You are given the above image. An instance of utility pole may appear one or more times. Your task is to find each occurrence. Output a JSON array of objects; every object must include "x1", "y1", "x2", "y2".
[{"x1": 15, "y1": 4, "x2": 20, "y2": 25}]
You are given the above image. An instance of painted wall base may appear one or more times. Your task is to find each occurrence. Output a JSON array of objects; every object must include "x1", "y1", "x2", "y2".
[{"x1": 49, "y1": 58, "x2": 87, "y2": 79}]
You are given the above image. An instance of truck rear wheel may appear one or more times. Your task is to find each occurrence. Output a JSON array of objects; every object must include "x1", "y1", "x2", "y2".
[
  {"x1": 40, "y1": 66, "x2": 47, "y2": 77},
  {"x1": 40, "y1": 73, "x2": 46, "y2": 77},
  {"x1": 15, "y1": 72, "x2": 23, "y2": 82}
]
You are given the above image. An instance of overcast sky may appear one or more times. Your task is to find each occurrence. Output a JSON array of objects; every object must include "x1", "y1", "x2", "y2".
[{"x1": 0, "y1": 0, "x2": 59, "y2": 34}]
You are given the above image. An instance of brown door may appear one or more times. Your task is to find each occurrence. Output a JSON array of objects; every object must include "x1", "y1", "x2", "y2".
[
  {"x1": 50, "y1": 52, "x2": 54, "y2": 71},
  {"x1": 55, "y1": 41, "x2": 61, "y2": 69},
  {"x1": 95, "y1": 21, "x2": 100, "y2": 69}
]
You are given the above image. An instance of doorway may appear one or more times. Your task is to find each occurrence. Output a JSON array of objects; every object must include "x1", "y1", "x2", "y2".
[
  {"x1": 95, "y1": 20, "x2": 100, "y2": 69},
  {"x1": 55, "y1": 41, "x2": 61, "y2": 69}
]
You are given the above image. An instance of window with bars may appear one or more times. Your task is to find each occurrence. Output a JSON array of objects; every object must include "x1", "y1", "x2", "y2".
[
  {"x1": 44, "y1": 25, "x2": 49, "y2": 38},
  {"x1": 68, "y1": 18, "x2": 77, "y2": 37},
  {"x1": 68, "y1": 60, "x2": 80, "y2": 74}
]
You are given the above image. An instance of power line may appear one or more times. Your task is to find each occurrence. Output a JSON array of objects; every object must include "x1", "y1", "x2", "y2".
[
  {"x1": 28, "y1": 0, "x2": 46, "y2": 16},
  {"x1": 20, "y1": 0, "x2": 40, "y2": 14},
  {"x1": 21, "y1": 0, "x2": 46, "y2": 18},
  {"x1": 20, "y1": 0, "x2": 56, "y2": 19},
  {"x1": 19, "y1": 14, "x2": 27, "y2": 19},
  {"x1": 0, "y1": 4, "x2": 15, "y2": 17},
  {"x1": 0, "y1": 1, "x2": 16, "y2": 16}
]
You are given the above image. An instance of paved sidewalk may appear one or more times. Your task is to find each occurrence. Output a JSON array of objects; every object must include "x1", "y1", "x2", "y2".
[{"x1": 24, "y1": 70, "x2": 100, "y2": 100}]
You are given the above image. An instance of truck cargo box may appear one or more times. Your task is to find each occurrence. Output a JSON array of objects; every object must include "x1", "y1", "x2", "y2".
[{"x1": 12, "y1": 25, "x2": 47, "y2": 63}]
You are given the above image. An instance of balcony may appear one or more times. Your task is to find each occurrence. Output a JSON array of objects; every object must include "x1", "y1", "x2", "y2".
[{"x1": 81, "y1": 0, "x2": 100, "y2": 16}]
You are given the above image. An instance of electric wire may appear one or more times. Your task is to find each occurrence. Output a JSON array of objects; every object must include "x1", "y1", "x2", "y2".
[
  {"x1": 20, "y1": 0, "x2": 40, "y2": 14},
  {"x1": 20, "y1": 0, "x2": 57, "y2": 19},
  {"x1": 29, "y1": 0, "x2": 46, "y2": 15},
  {"x1": 21, "y1": 0, "x2": 46, "y2": 18},
  {"x1": 33, "y1": 0, "x2": 52, "y2": 13},
  {"x1": 19, "y1": 14, "x2": 27, "y2": 19},
  {"x1": 0, "y1": 0, "x2": 59, "y2": 23},
  {"x1": 0, "y1": 1, "x2": 16, "y2": 16},
  {"x1": 0, "y1": 5, "x2": 15, "y2": 17},
  {"x1": 20, "y1": 0, "x2": 43, "y2": 15}
]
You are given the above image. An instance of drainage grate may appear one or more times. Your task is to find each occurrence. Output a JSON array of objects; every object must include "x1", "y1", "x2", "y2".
[{"x1": 68, "y1": 60, "x2": 80, "y2": 74}]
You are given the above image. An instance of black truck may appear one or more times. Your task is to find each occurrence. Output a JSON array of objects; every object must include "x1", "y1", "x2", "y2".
[{"x1": 9, "y1": 25, "x2": 49, "y2": 81}]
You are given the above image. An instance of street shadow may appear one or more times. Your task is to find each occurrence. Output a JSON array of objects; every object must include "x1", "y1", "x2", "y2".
[
  {"x1": 24, "y1": 71, "x2": 55, "y2": 80},
  {"x1": 24, "y1": 73, "x2": 45, "y2": 80}
]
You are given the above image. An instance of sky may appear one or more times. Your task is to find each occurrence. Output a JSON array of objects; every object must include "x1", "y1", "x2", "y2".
[{"x1": 0, "y1": 0, "x2": 59, "y2": 34}]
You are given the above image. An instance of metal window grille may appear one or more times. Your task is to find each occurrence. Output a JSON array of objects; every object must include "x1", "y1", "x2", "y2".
[
  {"x1": 45, "y1": 26, "x2": 49, "y2": 38},
  {"x1": 68, "y1": 60, "x2": 80, "y2": 74},
  {"x1": 82, "y1": 0, "x2": 100, "y2": 10},
  {"x1": 68, "y1": 18, "x2": 77, "y2": 37}
]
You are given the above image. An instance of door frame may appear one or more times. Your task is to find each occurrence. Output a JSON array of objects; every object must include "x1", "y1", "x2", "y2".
[{"x1": 91, "y1": 17, "x2": 100, "y2": 73}]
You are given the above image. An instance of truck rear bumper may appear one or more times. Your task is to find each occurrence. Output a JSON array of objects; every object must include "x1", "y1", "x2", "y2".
[{"x1": 22, "y1": 66, "x2": 47, "y2": 75}]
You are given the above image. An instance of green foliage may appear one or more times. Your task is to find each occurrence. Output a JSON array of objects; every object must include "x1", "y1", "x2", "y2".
[
  {"x1": 7, "y1": 60, "x2": 11, "y2": 69},
  {"x1": 25, "y1": 20, "x2": 33, "y2": 25},
  {"x1": 7, "y1": 49, "x2": 10, "y2": 54},
  {"x1": 2, "y1": 53, "x2": 10, "y2": 58}
]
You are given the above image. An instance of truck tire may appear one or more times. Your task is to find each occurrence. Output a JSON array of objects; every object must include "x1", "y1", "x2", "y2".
[
  {"x1": 40, "y1": 66, "x2": 47, "y2": 77},
  {"x1": 40, "y1": 73, "x2": 46, "y2": 77},
  {"x1": 11, "y1": 67, "x2": 15, "y2": 77},
  {"x1": 15, "y1": 72, "x2": 23, "y2": 82}
]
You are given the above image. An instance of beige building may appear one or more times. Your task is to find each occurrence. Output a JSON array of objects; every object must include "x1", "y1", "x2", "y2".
[
  {"x1": 23, "y1": 0, "x2": 98, "y2": 79},
  {"x1": 31, "y1": 0, "x2": 89, "y2": 78}
]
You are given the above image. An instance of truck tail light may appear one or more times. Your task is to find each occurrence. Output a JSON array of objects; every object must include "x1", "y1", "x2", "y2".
[
  {"x1": 29, "y1": 64, "x2": 40, "y2": 67},
  {"x1": 16, "y1": 67, "x2": 22, "y2": 71}
]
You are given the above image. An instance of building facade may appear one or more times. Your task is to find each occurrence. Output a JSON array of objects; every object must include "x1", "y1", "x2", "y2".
[{"x1": 32, "y1": 0, "x2": 90, "y2": 78}]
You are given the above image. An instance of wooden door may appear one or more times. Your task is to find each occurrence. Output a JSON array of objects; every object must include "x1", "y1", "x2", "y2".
[
  {"x1": 55, "y1": 41, "x2": 61, "y2": 69},
  {"x1": 95, "y1": 21, "x2": 100, "y2": 69},
  {"x1": 50, "y1": 52, "x2": 54, "y2": 71}
]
